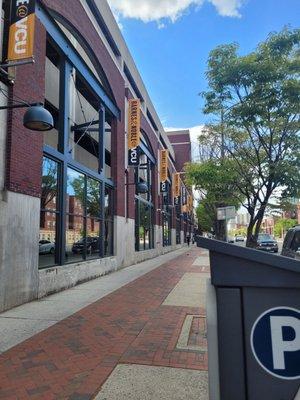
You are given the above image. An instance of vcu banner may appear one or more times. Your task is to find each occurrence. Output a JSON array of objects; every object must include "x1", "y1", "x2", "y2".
[
  {"x1": 173, "y1": 173, "x2": 181, "y2": 206},
  {"x1": 128, "y1": 99, "x2": 141, "y2": 166},
  {"x1": 8, "y1": 0, "x2": 36, "y2": 62},
  {"x1": 160, "y1": 150, "x2": 168, "y2": 192}
]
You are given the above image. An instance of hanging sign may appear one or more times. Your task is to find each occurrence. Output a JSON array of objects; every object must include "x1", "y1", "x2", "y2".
[
  {"x1": 174, "y1": 196, "x2": 181, "y2": 206},
  {"x1": 188, "y1": 195, "x2": 193, "y2": 212},
  {"x1": 173, "y1": 173, "x2": 180, "y2": 197},
  {"x1": 128, "y1": 99, "x2": 141, "y2": 166},
  {"x1": 160, "y1": 180, "x2": 168, "y2": 193},
  {"x1": 182, "y1": 205, "x2": 188, "y2": 214},
  {"x1": 182, "y1": 186, "x2": 187, "y2": 205},
  {"x1": 7, "y1": 0, "x2": 36, "y2": 62},
  {"x1": 160, "y1": 149, "x2": 168, "y2": 182}
]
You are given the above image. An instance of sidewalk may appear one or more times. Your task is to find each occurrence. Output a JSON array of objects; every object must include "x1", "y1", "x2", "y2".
[{"x1": 0, "y1": 246, "x2": 210, "y2": 400}]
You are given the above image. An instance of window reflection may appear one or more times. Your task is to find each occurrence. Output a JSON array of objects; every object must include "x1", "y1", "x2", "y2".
[
  {"x1": 163, "y1": 213, "x2": 171, "y2": 247},
  {"x1": 39, "y1": 157, "x2": 59, "y2": 268},
  {"x1": 87, "y1": 178, "x2": 100, "y2": 218},
  {"x1": 136, "y1": 201, "x2": 153, "y2": 251},
  {"x1": 65, "y1": 216, "x2": 84, "y2": 263},
  {"x1": 44, "y1": 39, "x2": 60, "y2": 150},
  {"x1": 86, "y1": 219, "x2": 100, "y2": 259},
  {"x1": 105, "y1": 117, "x2": 112, "y2": 179},
  {"x1": 69, "y1": 71, "x2": 100, "y2": 173},
  {"x1": 104, "y1": 186, "x2": 114, "y2": 256},
  {"x1": 66, "y1": 169, "x2": 85, "y2": 214}
]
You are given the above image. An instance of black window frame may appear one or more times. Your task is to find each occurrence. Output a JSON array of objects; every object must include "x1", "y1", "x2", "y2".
[
  {"x1": 135, "y1": 146, "x2": 155, "y2": 252},
  {"x1": 39, "y1": 30, "x2": 116, "y2": 269}
]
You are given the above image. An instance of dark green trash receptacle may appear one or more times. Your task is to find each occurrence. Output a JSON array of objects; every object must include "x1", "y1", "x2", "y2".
[{"x1": 197, "y1": 237, "x2": 300, "y2": 400}]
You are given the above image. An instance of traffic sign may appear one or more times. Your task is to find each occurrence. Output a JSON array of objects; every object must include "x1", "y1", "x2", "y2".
[
  {"x1": 251, "y1": 307, "x2": 300, "y2": 380},
  {"x1": 217, "y1": 206, "x2": 236, "y2": 221}
]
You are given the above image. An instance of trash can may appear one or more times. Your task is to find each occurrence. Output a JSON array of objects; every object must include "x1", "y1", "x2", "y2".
[{"x1": 197, "y1": 237, "x2": 300, "y2": 400}]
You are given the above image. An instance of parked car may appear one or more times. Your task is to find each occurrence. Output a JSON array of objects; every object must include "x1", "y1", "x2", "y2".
[
  {"x1": 227, "y1": 236, "x2": 235, "y2": 243},
  {"x1": 39, "y1": 240, "x2": 55, "y2": 255},
  {"x1": 235, "y1": 235, "x2": 245, "y2": 242},
  {"x1": 281, "y1": 225, "x2": 300, "y2": 259},
  {"x1": 72, "y1": 237, "x2": 100, "y2": 254},
  {"x1": 256, "y1": 233, "x2": 278, "y2": 253}
]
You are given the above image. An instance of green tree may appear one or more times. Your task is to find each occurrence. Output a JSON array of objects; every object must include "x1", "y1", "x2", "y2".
[
  {"x1": 186, "y1": 159, "x2": 242, "y2": 239},
  {"x1": 274, "y1": 218, "x2": 297, "y2": 238},
  {"x1": 200, "y1": 28, "x2": 300, "y2": 247}
]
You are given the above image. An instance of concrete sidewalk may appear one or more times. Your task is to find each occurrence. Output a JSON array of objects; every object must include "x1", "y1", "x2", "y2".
[{"x1": 0, "y1": 246, "x2": 210, "y2": 400}]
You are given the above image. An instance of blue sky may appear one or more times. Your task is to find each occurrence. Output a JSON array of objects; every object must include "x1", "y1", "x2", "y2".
[{"x1": 108, "y1": 0, "x2": 300, "y2": 129}]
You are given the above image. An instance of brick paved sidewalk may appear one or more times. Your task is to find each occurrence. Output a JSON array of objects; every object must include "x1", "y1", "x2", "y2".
[{"x1": 0, "y1": 247, "x2": 209, "y2": 400}]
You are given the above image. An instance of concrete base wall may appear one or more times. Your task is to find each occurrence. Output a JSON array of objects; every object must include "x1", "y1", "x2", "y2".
[
  {"x1": 0, "y1": 208, "x2": 187, "y2": 311},
  {"x1": 38, "y1": 256, "x2": 118, "y2": 298},
  {"x1": 0, "y1": 191, "x2": 40, "y2": 312}
]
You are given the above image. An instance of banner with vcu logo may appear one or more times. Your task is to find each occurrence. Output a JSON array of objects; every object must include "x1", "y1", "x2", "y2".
[
  {"x1": 160, "y1": 150, "x2": 168, "y2": 192},
  {"x1": 128, "y1": 99, "x2": 141, "y2": 166},
  {"x1": 8, "y1": 0, "x2": 36, "y2": 62},
  {"x1": 173, "y1": 173, "x2": 181, "y2": 205}
]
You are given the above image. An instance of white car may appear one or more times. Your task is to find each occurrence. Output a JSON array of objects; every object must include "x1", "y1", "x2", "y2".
[{"x1": 39, "y1": 240, "x2": 55, "y2": 254}]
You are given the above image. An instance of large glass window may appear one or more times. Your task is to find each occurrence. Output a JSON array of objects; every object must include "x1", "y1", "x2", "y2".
[
  {"x1": 162, "y1": 180, "x2": 172, "y2": 247},
  {"x1": 69, "y1": 70, "x2": 100, "y2": 172},
  {"x1": 104, "y1": 186, "x2": 114, "y2": 256},
  {"x1": 135, "y1": 149, "x2": 154, "y2": 251},
  {"x1": 39, "y1": 32, "x2": 116, "y2": 268},
  {"x1": 44, "y1": 39, "x2": 61, "y2": 150},
  {"x1": 39, "y1": 157, "x2": 60, "y2": 268},
  {"x1": 65, "y1": 168, "x2": 101, "y2": 263}
]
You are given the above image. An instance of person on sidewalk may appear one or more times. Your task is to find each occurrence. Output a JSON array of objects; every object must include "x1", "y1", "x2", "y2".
[{"x1": 187, "y1": 234, "x2": 191, "y2": 246}]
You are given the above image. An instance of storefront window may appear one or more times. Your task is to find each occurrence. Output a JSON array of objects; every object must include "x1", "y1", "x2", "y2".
[
  {"x1": 135, "y1": 149, "x2": 154, "y2": 251},
  {"x1": 40, "y1": 22, "x2": 117, "y2": 268},
  {"x1": 176, "y1": 217, "x2": 181, "y2": 244},
  {"x1": 39, "y1": 157, "x2": 59, "y2": 268},
  {"x1": 105, "y1": 117, "x2": 112, "y2": 180},
  {"x1": 104, "y1": 186, "x2": 114, "y2": 256},
  {"x1": 44, "y1": 39, "x2": 61, "y2": 150},
  {"x1": 69, "y1": 70, "x2": 100, "y2": 173},
  {"x1": 162, "y1": 180, "x2": 172, "y2": 247}
]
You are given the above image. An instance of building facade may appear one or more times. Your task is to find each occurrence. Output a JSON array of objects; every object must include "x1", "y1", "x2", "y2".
[{"x1": 0, "y1": 0, "x2": 193, "y2": 312}]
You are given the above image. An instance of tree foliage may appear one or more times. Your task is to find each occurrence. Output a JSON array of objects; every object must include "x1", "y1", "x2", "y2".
[
  {"x1": 274, "y1": 218, "x2": 297, "y2": 237},
  {"x1": 197, "y1": 28, "x2": 300, "y2": 246},
  {"x1": 186, "y1": 159, "x2": 242, "y2": 238}
]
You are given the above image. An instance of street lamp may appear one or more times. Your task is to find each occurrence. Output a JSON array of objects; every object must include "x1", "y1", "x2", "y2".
[{"x1": 0, "y1": 102, "x2": 54, "y2": 132}]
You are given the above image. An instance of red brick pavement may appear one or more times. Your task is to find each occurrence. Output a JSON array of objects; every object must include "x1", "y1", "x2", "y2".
[{"x1": 0, "y1": 247, "x2": 209, "y2": 400}]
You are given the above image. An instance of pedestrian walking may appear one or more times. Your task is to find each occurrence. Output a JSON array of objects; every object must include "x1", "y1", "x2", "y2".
[{"x1": 187, "y1": 234, "x2": 191, "y2": 246}]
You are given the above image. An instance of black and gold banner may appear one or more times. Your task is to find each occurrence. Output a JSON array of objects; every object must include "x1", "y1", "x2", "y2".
[
  {"x1": 173, "y1": 173, "x2": 180, "y2": 198},
  {"x1": 160, "y1": 150, "x2": 168, "y2": 183},
  {"x1": 8, "y1": 0, "x2": 36, "y2": 62},
  {"x1": 128, "y1": 99, "x2": 141, "y2": 150}
]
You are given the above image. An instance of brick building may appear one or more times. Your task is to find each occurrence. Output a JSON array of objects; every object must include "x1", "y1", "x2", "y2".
[{"x1": 0, "y1": 0, "x2": 193, "y2": 312}]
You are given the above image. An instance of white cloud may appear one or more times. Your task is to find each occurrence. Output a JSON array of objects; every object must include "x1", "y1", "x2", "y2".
[
  {"x1": 210, "y1": 0, "x2": 244, "y2": 17},
  {"x1": 107, "y1": 0, "x2": 245, "y2": 24}
]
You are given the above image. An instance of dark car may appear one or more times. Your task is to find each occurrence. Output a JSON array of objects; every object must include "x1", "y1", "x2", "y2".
[
  {"x1": 72, "y1": 237, "x2": 100, "y2": 254},
  {"x1": 256, "y1": 233, "x2": 278, "y2": 253},
  {"x1": 281, "y1": 226, "x2": 300, "y2": 259}
]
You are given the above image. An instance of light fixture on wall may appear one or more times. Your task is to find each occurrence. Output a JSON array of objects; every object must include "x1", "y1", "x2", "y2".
[
  {"x1": 0, "y1": 102, "x2": 54, "y2": 132},
  {"x1": 136, "y1": 181, "x2": 149, "y2": 194}
]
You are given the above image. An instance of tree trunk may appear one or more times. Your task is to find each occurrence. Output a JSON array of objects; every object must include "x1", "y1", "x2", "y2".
[
  {"x1": 246, "y1": 201, "x2": 269, "y2": 248},
  {"x1": 215, "y1": 219, "x2": 226, "y2": 241},
  {"x1": 246, "y1": 218, "x2": 256, "y2": 248}
]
